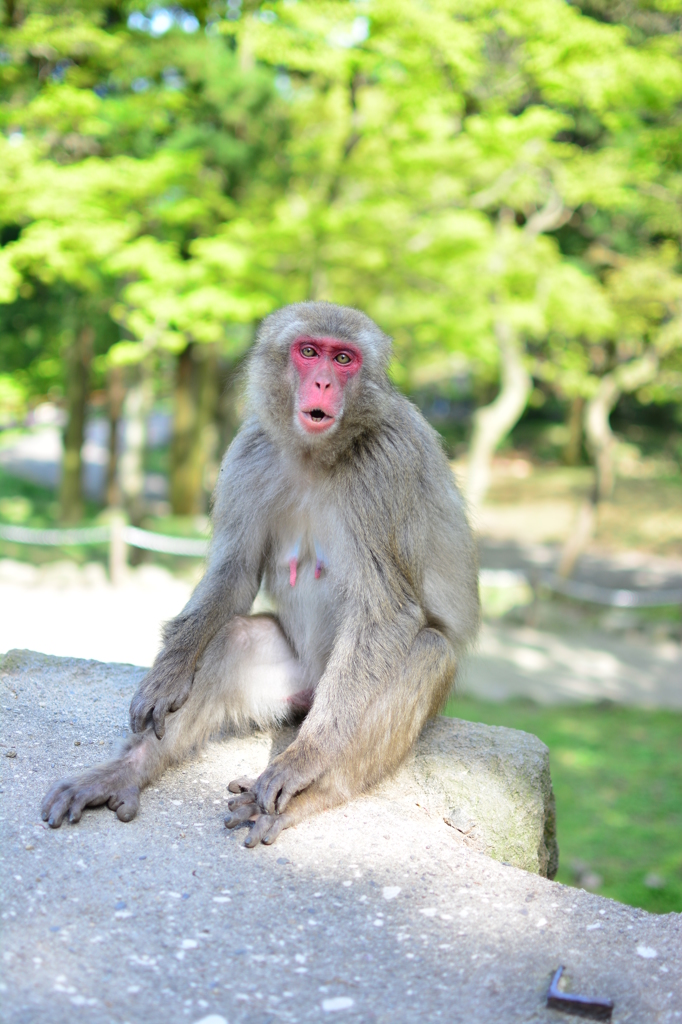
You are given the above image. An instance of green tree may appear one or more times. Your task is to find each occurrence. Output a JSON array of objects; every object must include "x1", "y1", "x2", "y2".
[
  {"x1": 200, "y1": 0, "x2": 682, "y2": 503},
  {"x1": 0, "y1": 0, "x2": 287, "y2": 518},
  {"x1": 2, "y1": 0, "x2": 680, "y2": 523}
]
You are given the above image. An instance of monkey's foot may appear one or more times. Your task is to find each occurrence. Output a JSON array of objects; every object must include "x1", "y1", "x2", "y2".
[
  {"x1": 253, "y1": 746, "x2": 318, "y2": 814},
  {"x1": 41, "y1": 764, "x2": 141, "y2": 829},
  {"x1": 224, "y1": 780, "x2": 291, "y2": 847}
]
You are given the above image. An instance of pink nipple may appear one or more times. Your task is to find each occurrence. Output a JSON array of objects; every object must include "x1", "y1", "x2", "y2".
[
  {"x1": 314, "y1": 559, "x2": 322, "y2": 580},
  {"x1": 289, "y1": 557, "x2": 297, "y2": 587}
]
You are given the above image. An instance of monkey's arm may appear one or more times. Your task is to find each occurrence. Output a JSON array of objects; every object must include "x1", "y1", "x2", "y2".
[{"x1": 129, "y1": 427, "x2": 275, "y2": 738}]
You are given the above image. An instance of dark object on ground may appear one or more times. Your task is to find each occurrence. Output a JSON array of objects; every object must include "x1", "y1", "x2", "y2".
[{"x1": 547, "y1": 965, "x2": 614, "y2": 1021}]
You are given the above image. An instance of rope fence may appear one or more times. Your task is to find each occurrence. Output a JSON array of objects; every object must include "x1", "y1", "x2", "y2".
[
  {"x1": 0, "y1": 523, "x2": 112, "y2": 546},
  {"x1": 0, "y1": 523, "x2": 680, "y2": 606},
  {"x1": 0, "y1": 521, "x2": 209, "y2": 557},
  {"x1": 123, "y1": 525, "x2": 209, "y2": 557},
  {"x1": 0, "y1": 519, "x2": 209, "y2": 584}
]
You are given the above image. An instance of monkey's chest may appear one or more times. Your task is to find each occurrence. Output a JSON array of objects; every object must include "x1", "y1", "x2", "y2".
[{"x1": 263, "y1": 532, "x2": 338, "y2": 677}]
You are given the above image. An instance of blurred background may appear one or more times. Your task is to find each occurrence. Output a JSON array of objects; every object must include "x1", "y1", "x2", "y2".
[{"x1": 0, "y1": 0, "x2": 680, "y2": 914}]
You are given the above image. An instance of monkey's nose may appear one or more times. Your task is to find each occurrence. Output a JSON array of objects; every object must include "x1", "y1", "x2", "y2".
[{"x1": 315, "y1": 380, "x2": 331, "y2": 390}]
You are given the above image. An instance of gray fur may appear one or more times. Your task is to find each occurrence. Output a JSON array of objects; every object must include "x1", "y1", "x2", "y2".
[{"x1": 41, "y1": 302, "x2": 480, "y2": 844}]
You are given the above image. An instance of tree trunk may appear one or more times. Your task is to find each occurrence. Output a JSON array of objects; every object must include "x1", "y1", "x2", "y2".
[
  {"x1": 119, "y1": 363, "x2": 153, "y2": 522},
  {"x1": 583, "y1": 352, "x2": 658, "y2": 502},
  {"x1": 557, "y1": 496, "x2": 597, "y2": 578},
  {"x1": 584, "y1": 374, "x2": 620, "y2": 502},
  {"x1": 199, "y1": 346, "x2": 220, "y2": 500},
  {"x1": 106, "y1": 364, "x2": 125, "y2": 509},
  {"x1": 563, "y1": 395, "x2": 585, "y2": 466},
  {"x1": 170, "y1": 343, "x2": 219, "y2": 515},
  {"x1": 466, "y1": 321, "x2": 532, "y2": 509},
  {"x1": 59, "y1": 325, "x2": 93, "y2": 524}
]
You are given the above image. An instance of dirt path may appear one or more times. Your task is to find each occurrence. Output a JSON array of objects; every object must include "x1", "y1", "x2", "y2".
[{"x1": 463, "y1": 621, "x2": 681, "y2": 709}]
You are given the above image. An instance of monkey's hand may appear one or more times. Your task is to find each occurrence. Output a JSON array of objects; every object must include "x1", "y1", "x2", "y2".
[
  {"x1": 224, "y1": 778, "x2": 292, "y2": 848},
  {"x1": 129, "y1": 667, "x2": 193, "y2": 738}
]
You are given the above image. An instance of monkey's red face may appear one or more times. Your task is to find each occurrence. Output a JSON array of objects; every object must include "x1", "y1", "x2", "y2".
[{"x1": 291, "y1": 336, "x2": 363, "y2": 435}]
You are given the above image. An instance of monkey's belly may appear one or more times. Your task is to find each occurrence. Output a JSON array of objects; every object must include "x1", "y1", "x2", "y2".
[{"x1": 262, "y1": 563, "x2": 337, "y2": 687}]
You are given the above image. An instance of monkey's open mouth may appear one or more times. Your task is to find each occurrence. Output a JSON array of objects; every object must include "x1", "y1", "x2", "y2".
[{"x1": 299, "y1": 408, "x2": 336, "y2": 433}]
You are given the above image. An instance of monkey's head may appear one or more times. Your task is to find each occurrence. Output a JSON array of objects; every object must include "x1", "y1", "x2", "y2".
[{"x1": 247, "y1": 302, "x2": 393, "y2": 457}]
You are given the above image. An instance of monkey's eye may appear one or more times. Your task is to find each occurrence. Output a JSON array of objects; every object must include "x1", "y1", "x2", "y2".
[
  {"x1": 300, "y1": 346, "x2": 317, "y2": 358},
  {"x1": 334, "y1": 353, "x2": 352, "y2": 365}
]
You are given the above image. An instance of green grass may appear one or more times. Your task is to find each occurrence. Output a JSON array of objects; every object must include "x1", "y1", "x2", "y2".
[{"x1": 443, "y1": 697, "x2": 682, "y2": 914}]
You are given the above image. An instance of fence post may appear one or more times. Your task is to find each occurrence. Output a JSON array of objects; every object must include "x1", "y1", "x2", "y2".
[{"x1": 108, "y1": 510, "x2": 128, "y2": 586}]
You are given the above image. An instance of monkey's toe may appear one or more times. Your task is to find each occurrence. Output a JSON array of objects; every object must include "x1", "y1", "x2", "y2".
[
  {"x1": 41, "y1": 781, "x2": 70, "y2": 826},
  {"x1": 227, "y1": 790, "x2": 256, "y2": 810},
  {"x1": 243, "y1": 812, "x2": 291, "y2": 848},
  {"x1": 43, "y1": 788, "x2": 74, "y2": 829},
  {"x1": 227, "y1": 776, "x2": 256, "y2": 794},
  {"x1": 224, "y1": 802, "x2": 258, "y2": 829},
  {"x1": 108, "y1": 786, "x2": 141, "y2": 822},
  {"x1": 41, "y1": 771, "x2": 141, "y2": 828}
]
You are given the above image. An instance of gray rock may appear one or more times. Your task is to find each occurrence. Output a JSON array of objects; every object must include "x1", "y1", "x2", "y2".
[
  {"x1": 2, "y1": 649, "x2": 680, "y2": 1024},
  {"x1": 1, "y1": 649, "x2": 557, "y2": 877},
  {"x1": 383, "y1": 716, "x2": 559, "y2": 878}
]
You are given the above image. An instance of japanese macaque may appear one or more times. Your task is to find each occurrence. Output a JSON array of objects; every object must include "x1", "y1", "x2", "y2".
[{"x1": 42, "y1": 302, "x2": 480, "y2": 846}]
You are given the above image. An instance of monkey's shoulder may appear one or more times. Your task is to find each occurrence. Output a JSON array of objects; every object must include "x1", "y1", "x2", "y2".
[
  {"x1": 348, "y1": 396, "x2": 454, "y2": 489},
  {"x1": 222, "y1": 418, "x2": 279, "y2": 469},
  {"x1": 211, "y1": 421, "x2": 284, "y2": 525}
]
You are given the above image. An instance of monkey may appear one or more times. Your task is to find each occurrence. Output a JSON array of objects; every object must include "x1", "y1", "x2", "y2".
[{"x1": 41, "y1": 302, "x2": 480, "y2": 847}]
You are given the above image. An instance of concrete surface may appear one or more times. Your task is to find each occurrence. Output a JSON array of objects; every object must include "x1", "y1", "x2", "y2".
[{"x1": 2, "y1": 650, "x2": 681, "y2": 1024}]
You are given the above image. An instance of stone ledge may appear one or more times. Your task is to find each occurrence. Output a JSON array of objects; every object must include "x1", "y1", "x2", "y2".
[
  {"x1": 386, "y1": 716, "x2": 558, "y2": 878},
  {"x1": 1, "y1": 648, "x2": 557, "y2": 877},
  {"x1": 2, "y1": 649, "x2": 679, "y2": 1024}
]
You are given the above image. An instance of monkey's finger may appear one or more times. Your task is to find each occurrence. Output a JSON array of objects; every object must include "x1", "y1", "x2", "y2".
[
  {"x1": 275, "y1": 785, "x2": 297, "y2": 814},
  {"x1": 255, "y1": 773, "x2": 283, "y2": 815},
  {"x1": 228, "y1": 776, "x2": 256, "y2": 794},
  {"x1": 268, "y1": 774, "x2": 301, "y2": 814},
  {"x1": 227, "y1": 790, "x2": 257, "y2": 810},
  {"x1": 45, "y1": 789, "x2": 75, "y2": 829},
  {"x1": 41, "y1": 781, "x2": 70, "y2": 821},
  {"x1": 151, "y1": 701, "x2": 169, "y2": 740},
  {"x1": 168, "y1": 682, "x2": 191, "y2": 713},
  {"x1": 129, "y1": 693, "x2": 152, "y2": 733},
  {"x1": 224, "y1": 803, "x2": 258, "y2": 829}
]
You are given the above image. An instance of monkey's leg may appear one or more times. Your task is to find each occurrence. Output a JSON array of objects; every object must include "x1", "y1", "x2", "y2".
[
  {"x1": 42, "y1": 614, "x2": 308, "y2": 829},
  {"x1": 335, "y1": 626, "x2": 457, "y2": 789},
  {"x1": 253, "y1": 626, "x2": 456, "y2": 822}
]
